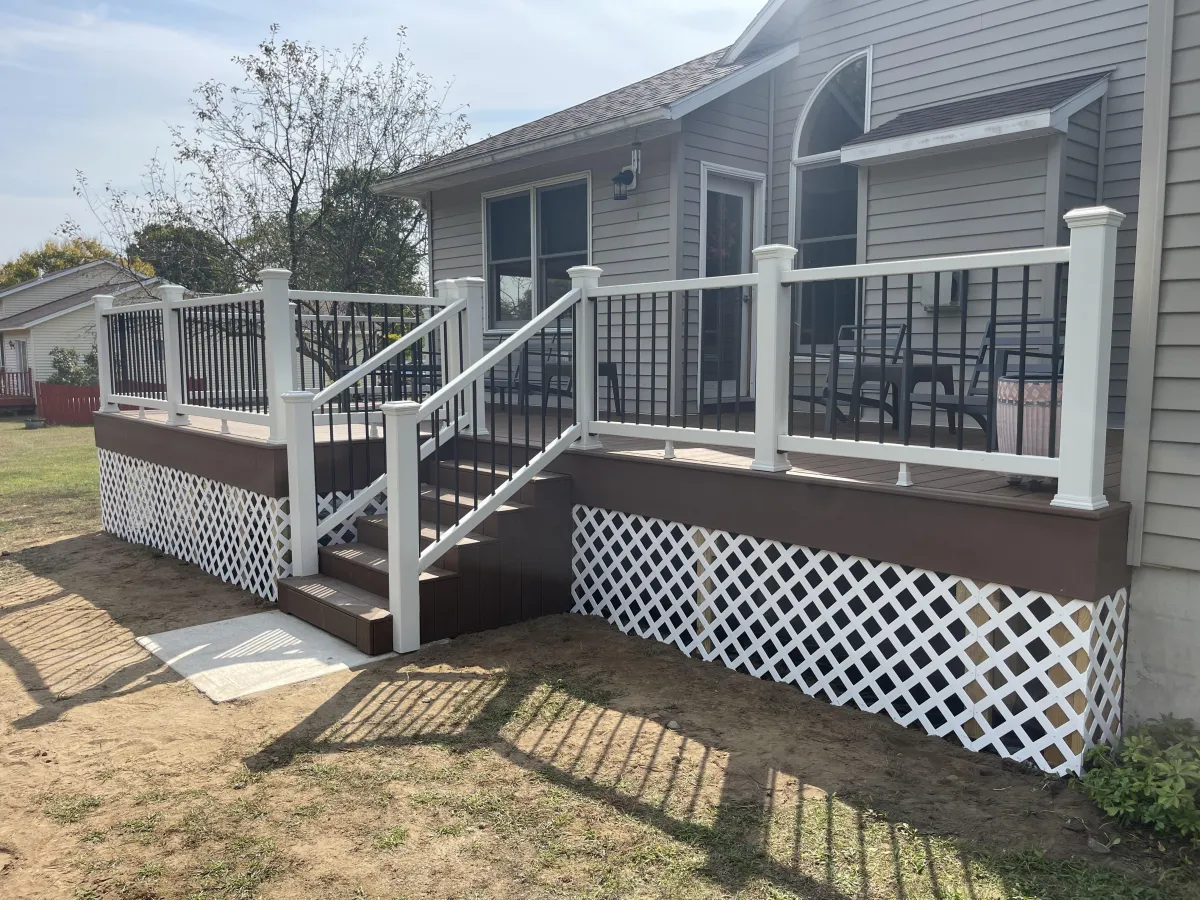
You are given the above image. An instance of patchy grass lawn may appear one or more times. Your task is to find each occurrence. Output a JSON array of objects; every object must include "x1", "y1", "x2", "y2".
[
  {"x1": 0, "y1": 422, "x2": 1197, "y2": 899},
  {"x1": 0, "y1": 419, "x2": 99, "y2": 545}
]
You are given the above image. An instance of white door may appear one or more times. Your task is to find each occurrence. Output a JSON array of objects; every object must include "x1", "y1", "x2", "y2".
[{"x1": 700, "y1": 174, "x2": 755, "y2": 403}]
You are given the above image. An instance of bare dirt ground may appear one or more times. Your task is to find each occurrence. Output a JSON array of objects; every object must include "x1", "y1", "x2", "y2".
[{"x1": 0, "y1": 427, "x2": 1196, "y2": 898}]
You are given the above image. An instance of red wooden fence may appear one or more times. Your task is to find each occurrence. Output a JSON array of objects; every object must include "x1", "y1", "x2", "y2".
[{"x1": 35, "y1": 383, "x2": 101, "y2": 426}]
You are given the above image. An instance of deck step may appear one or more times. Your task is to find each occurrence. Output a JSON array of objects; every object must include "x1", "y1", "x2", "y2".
[
  {"x1": 318, "y1": 542, "x2": 457, "y2": 599},
  {"x1": 435, "y1": 460, "x2": 570, "y2": 505},
  {"x1": 277, "y1": 574, "x2": 391, "y2": 655}
]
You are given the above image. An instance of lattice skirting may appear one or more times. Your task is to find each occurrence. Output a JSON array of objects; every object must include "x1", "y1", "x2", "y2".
[
  {"x1": 317, "y1": 492, "x2": 388, "y2": 546},
  {"x1": 98, "y1": 449, "x2": 291, "y2": 601},
  {"x1": 571, "y1": 505, "x2": 1127, "y2": 775}
]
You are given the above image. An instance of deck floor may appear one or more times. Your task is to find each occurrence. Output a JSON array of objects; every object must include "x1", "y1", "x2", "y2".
[{"x1": 110, "y1": 407, "x2": 1122, "y2": 509}]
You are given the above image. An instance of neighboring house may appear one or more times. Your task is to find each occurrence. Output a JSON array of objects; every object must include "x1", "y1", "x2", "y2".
[{"x1": 0, "y1": 260, "x2": 159, "y2": 385}]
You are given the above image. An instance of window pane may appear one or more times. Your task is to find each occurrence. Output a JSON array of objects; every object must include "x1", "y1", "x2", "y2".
[
  {"x1": 799, "y1": 165, "x2": 858, "y2": 241},
  {"x1": 797, "y1": 57, "x2": 867, "y2": 158},
  {"x1": 799, "y1": 238, "x2": 857, "y2": 346},
  {"x1": 488, "y1": 194, "x2": 531, "y2": 262},
  {"x1": 540, "y1": 253, "x2": 588, "y2": 307},
  {"x1": 705, "y1": 191, "x2": 745, "y2": 277},
  {"x1": 490, "y1": 260, "x2": 533, "y2": 323},
  {"x1": 539, "y1": 182, "x2": 587, "y2": 256}
]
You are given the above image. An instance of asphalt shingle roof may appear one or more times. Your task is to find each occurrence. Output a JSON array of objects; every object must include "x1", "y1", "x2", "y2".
[
  {"x1": 395, "y1": 47, "x2": 755, "y2": 181},
  {"x1": 844, "y1": 72, "x2": 1110, "y2": 147},
  {"x1": 0, "y1": 279, "x2": 153, "y2": 330}
]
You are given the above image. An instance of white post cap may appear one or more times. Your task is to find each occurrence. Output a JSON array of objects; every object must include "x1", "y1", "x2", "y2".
[
  {"x1": 752, "y1": 244, "x2": 799, "y2": 262},
  {"x1": 1063, "y1": 206, "x2": 1126, "y2": 229}
]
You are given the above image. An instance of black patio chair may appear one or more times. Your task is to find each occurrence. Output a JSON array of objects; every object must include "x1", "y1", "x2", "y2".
[{"x1": 791, "y1": 322, "x2": 908, "y2": 433}]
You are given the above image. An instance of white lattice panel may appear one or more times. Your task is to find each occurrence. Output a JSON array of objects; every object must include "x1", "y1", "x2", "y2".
[
  {"x1": 572, "y1": 505, "x2": 1127, "y2": 775},
  {"x1": 316, "y1": 492, "x2": 388, "y2": 546},
  {"x1": 98, "y1": 449, "x2": 289, "y2": 601}
]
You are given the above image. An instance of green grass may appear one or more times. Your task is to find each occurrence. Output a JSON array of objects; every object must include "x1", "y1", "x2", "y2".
[{"x1": 0, "y1": 420, "x2": 99, "y2": 540}]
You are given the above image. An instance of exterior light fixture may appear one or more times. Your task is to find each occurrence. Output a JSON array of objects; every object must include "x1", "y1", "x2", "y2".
[{"x1": 612, "y1": 142, "x2": 642, "y2": 201}]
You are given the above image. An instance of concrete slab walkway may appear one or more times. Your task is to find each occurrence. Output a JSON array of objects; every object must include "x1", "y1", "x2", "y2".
[{"x1": 137, "y1": 611, "x2": 390, "y2": 702}]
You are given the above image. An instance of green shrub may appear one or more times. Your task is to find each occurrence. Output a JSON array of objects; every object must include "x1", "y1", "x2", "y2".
[
  {"x1": 46, "y1": 346, "x2": 98, "y2": 386},
  {"x1": 1082, "y1": 716, "x2": 1200, "y2": 844}
]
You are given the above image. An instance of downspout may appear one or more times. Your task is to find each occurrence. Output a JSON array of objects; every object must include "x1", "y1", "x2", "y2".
[
  {"x1": 766, "y1": 70, "x2": 776, "y2": 243},
  {"x1": 424, "y1": 191, "x2": 434, "y2": 292}
]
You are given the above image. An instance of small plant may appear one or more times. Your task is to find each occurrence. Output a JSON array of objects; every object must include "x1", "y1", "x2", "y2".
[
  {"x1": 1082, "y1": 716, "x2": 1200, "y2": 844},
  {"x1": 372, "y1": 826, "x2": 409, "y2": 850}
]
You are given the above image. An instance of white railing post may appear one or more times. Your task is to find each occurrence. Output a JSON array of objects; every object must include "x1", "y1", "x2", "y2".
[
  {"x1": 569, "y1": 265, "x2": 604, "y2": 450},
  {"x1": 435, "y1": 279, "x2": 462, "y2": 395},
  {"x1": 282, "y1": 391, "x2": 319, "y2": 577},
  {"x1": 160, "y1": 284, "x2": 189, "y2": 426},
  {"x1": 261, "y1": 268, "x2": 294, "y2": 443},
  {"x1": 94, "y1": 295, "x2": 117, "y2": 412},
  {"x1": 383, "y1": 400, "x2": 422, "y2": 653},
  {"x1": 1053, "y1": 206, "x2": 1126, "y2": 511},
  {"x1": 750, "y1": 244, "x2": 799, "y2": 472},
  {"x1": 455, "y1": 276, "x2": 489, "y2": 436}
]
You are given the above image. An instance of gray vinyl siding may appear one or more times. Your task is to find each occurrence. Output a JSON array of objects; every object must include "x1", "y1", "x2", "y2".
[
  {"x1": 1140, "y1": 0, "x2": 1200, "y2": 569},
  {"x1": 765, "y1": 0, "x2": 1148, "y2": 420},
  {"x1": 1065, "y1": 100, "x2": 1103, "y2": 215},
  {"x1": 676, "y1": 76, "x2": 771, "y2": 412},
  {"x1": 429, "y1": 139, "x2": 674, "y2": 296},
  {"x1": 428, "y1": 138, "x2": 675, "y2": 418}
]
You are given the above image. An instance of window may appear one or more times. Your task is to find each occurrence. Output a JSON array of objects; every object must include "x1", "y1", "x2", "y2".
[
  {"x1": 486, "y1": 179, "x2": 588, "y2": 328},
  {"x1": 791, "y1": 53, "x2": 869, "y2": 347}
]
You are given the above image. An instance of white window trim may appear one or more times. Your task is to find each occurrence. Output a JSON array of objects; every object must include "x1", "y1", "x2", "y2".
[
  {"x1": 787, "y1": 47, "x2": 873, "y2": 248},
  {"x1": 698, "y1": 161, "x2": 767, "y2": 278},
  {"x1": 480, "y1": 171, "x2": 592, "y2": 333}
]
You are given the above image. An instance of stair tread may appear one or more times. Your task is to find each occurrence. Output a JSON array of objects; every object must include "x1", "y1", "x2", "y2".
[
  {"x1": 278, "y1": 574, "x2": 389, "y2": 619},
  {"x1": 318, "y1": 543, "x2": 456, "y2": 581},
  {"x1": 419, "y1": 485, "x2": 528, "y2": 512},
  {"x1": 357, "y1": 516, "x2": 496, "y2": 546},
  {"x1": 438, "y1": 460, "x2": 569, "y2": 482}
]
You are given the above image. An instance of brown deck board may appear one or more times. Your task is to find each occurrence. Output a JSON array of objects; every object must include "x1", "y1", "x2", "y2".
[{"x1": 109, "y1": 406, "x2": 1122, "y2": 511}]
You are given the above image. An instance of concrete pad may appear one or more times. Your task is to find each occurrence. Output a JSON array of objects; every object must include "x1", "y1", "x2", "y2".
[{"x1": 137, "y1": 611, "x2": 390, "y2": 702}]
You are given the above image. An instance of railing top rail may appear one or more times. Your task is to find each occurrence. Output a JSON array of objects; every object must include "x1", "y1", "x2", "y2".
[
  {"x1": 173, "y1": 291, "x2": 264, "y2": 309},
  {"x1": 419, "y1": 287, "x2": 581, "y2": 418},
  {"x1": 311, "y1": 297, "x2": 468, "y2": 407},
  {"x1": 289, "y1": 290, "x2": 448, "y2": 307},
  {"x1": 589, "y1": 272, "x2": 759, "y2": 298},
  {"x1": 780, "y1": 246, "x2": 1070, "y2": 284},
  {"x1": 100, "y1": 300, "x2": 163, "y2": 315}
]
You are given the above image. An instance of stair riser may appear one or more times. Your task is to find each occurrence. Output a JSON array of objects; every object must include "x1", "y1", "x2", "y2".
[
  {"x1": 319, "y1": 548, "x2": 388, "y2": 597},
  {"x1": 435, "y1": 462, "x2": 569, "y2": 507},
  {"x1": 278, "y1": 581, "x2": 391, "y2": 656}
]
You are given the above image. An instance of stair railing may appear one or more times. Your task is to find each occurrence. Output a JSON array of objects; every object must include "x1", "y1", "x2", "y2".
[
  {"x1": 382, "y1": 265, "x2": 601, "y2": 652},
  {"x1": 284, "y1": 278, "x2": 485, "y2": 580}
]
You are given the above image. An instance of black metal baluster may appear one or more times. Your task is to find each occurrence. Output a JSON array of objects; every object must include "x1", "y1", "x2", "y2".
[
  {"x1": 956, "y1": 271, "x2": 969, "y2": 451},
  {"x1": 1050, "y1": 263, "x2": 1064, "y2": 457},
  {"x1": 1016, "y1": 266, "x2": 1031, "y2": 455},
  {"x1": 930, "y1": 274, "x2": 941, "y2": 449},
  {"x1": 810, "y1": 283, "x2": 818, "y2": 438},
  {"x1": 986, "y1": 269, "x2": 999, "y2": 452},
  {"x1": 905, "y1": 275, "x2": 914, "y2": 446},
  {"x1": 635, "y1": 293, "x2": 642, "y2": 426},
  {"x1": 621, "y1": 295, "x2": 629, "y2": 424},
  {"x1": 853, "y1": 279, "x2": 864, "y2": 443},
  {"x1": 879, "y1": 276, "x2": 888, "y2": 444}
]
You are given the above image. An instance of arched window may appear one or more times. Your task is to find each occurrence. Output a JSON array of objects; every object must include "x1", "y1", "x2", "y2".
[{"x1": 790, "y1": 52, "x2": 870, "y2": 346}]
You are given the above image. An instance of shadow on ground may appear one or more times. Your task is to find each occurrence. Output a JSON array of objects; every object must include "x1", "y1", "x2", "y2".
[
  {"x1": 0, "y1": 532, "x2": 262, "y2": 729},
  {"x1": 242, "y1": 614, "x2": 1141, "y2": 899}
]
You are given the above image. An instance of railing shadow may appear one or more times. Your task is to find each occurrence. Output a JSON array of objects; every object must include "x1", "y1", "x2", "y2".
[
  {"x1": 242, "y1": 636, "x2": 1065, "y2": 898},
  {"x1": 0, "y1": 532, "x2": 261, "y2": 729}
]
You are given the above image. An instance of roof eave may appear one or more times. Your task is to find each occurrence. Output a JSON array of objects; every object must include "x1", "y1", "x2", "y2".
[
  {"x1": 721, "y1": 0, "x2": 812, "y2": 65},
  {"x1": 373, "y1": 108, "x2": 672, "y2": 197},
  {"x1": 375, "y1": 42, "x2": 800, "y2": 196},
  {"x1": 841, "y1": 75, "x2": 1111, "y2": 167}
]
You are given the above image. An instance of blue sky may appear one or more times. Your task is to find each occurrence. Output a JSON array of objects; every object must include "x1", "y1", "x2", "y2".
[{"x1": 0, "y1": 0, "x2": 765, "y2": 260}]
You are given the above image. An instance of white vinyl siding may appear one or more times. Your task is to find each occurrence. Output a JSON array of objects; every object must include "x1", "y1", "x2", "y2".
[
  {"x1": 27, "y1": 306, "x2": 98, "y2": 382},
  {"x1": 0, "y1": 263, "x2": 125, "y2": 318}
]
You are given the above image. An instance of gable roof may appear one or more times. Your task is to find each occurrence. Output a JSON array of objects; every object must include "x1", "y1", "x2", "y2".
[
  {"x1": 0, "y1": 278, "x2": 158, "y2": 331},
  {"x1": 376, "y1": 43, "x2": 799, "y2": 193},
  {"x1": 721, "y1": 0, "x2": 813, "y2": 65},
  {"x1": 845, "y1": 72, "x2": 1111, "y2": 147},
  {"x1": 0, "y1": 258, "x2": 124, "y2": 301}
]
